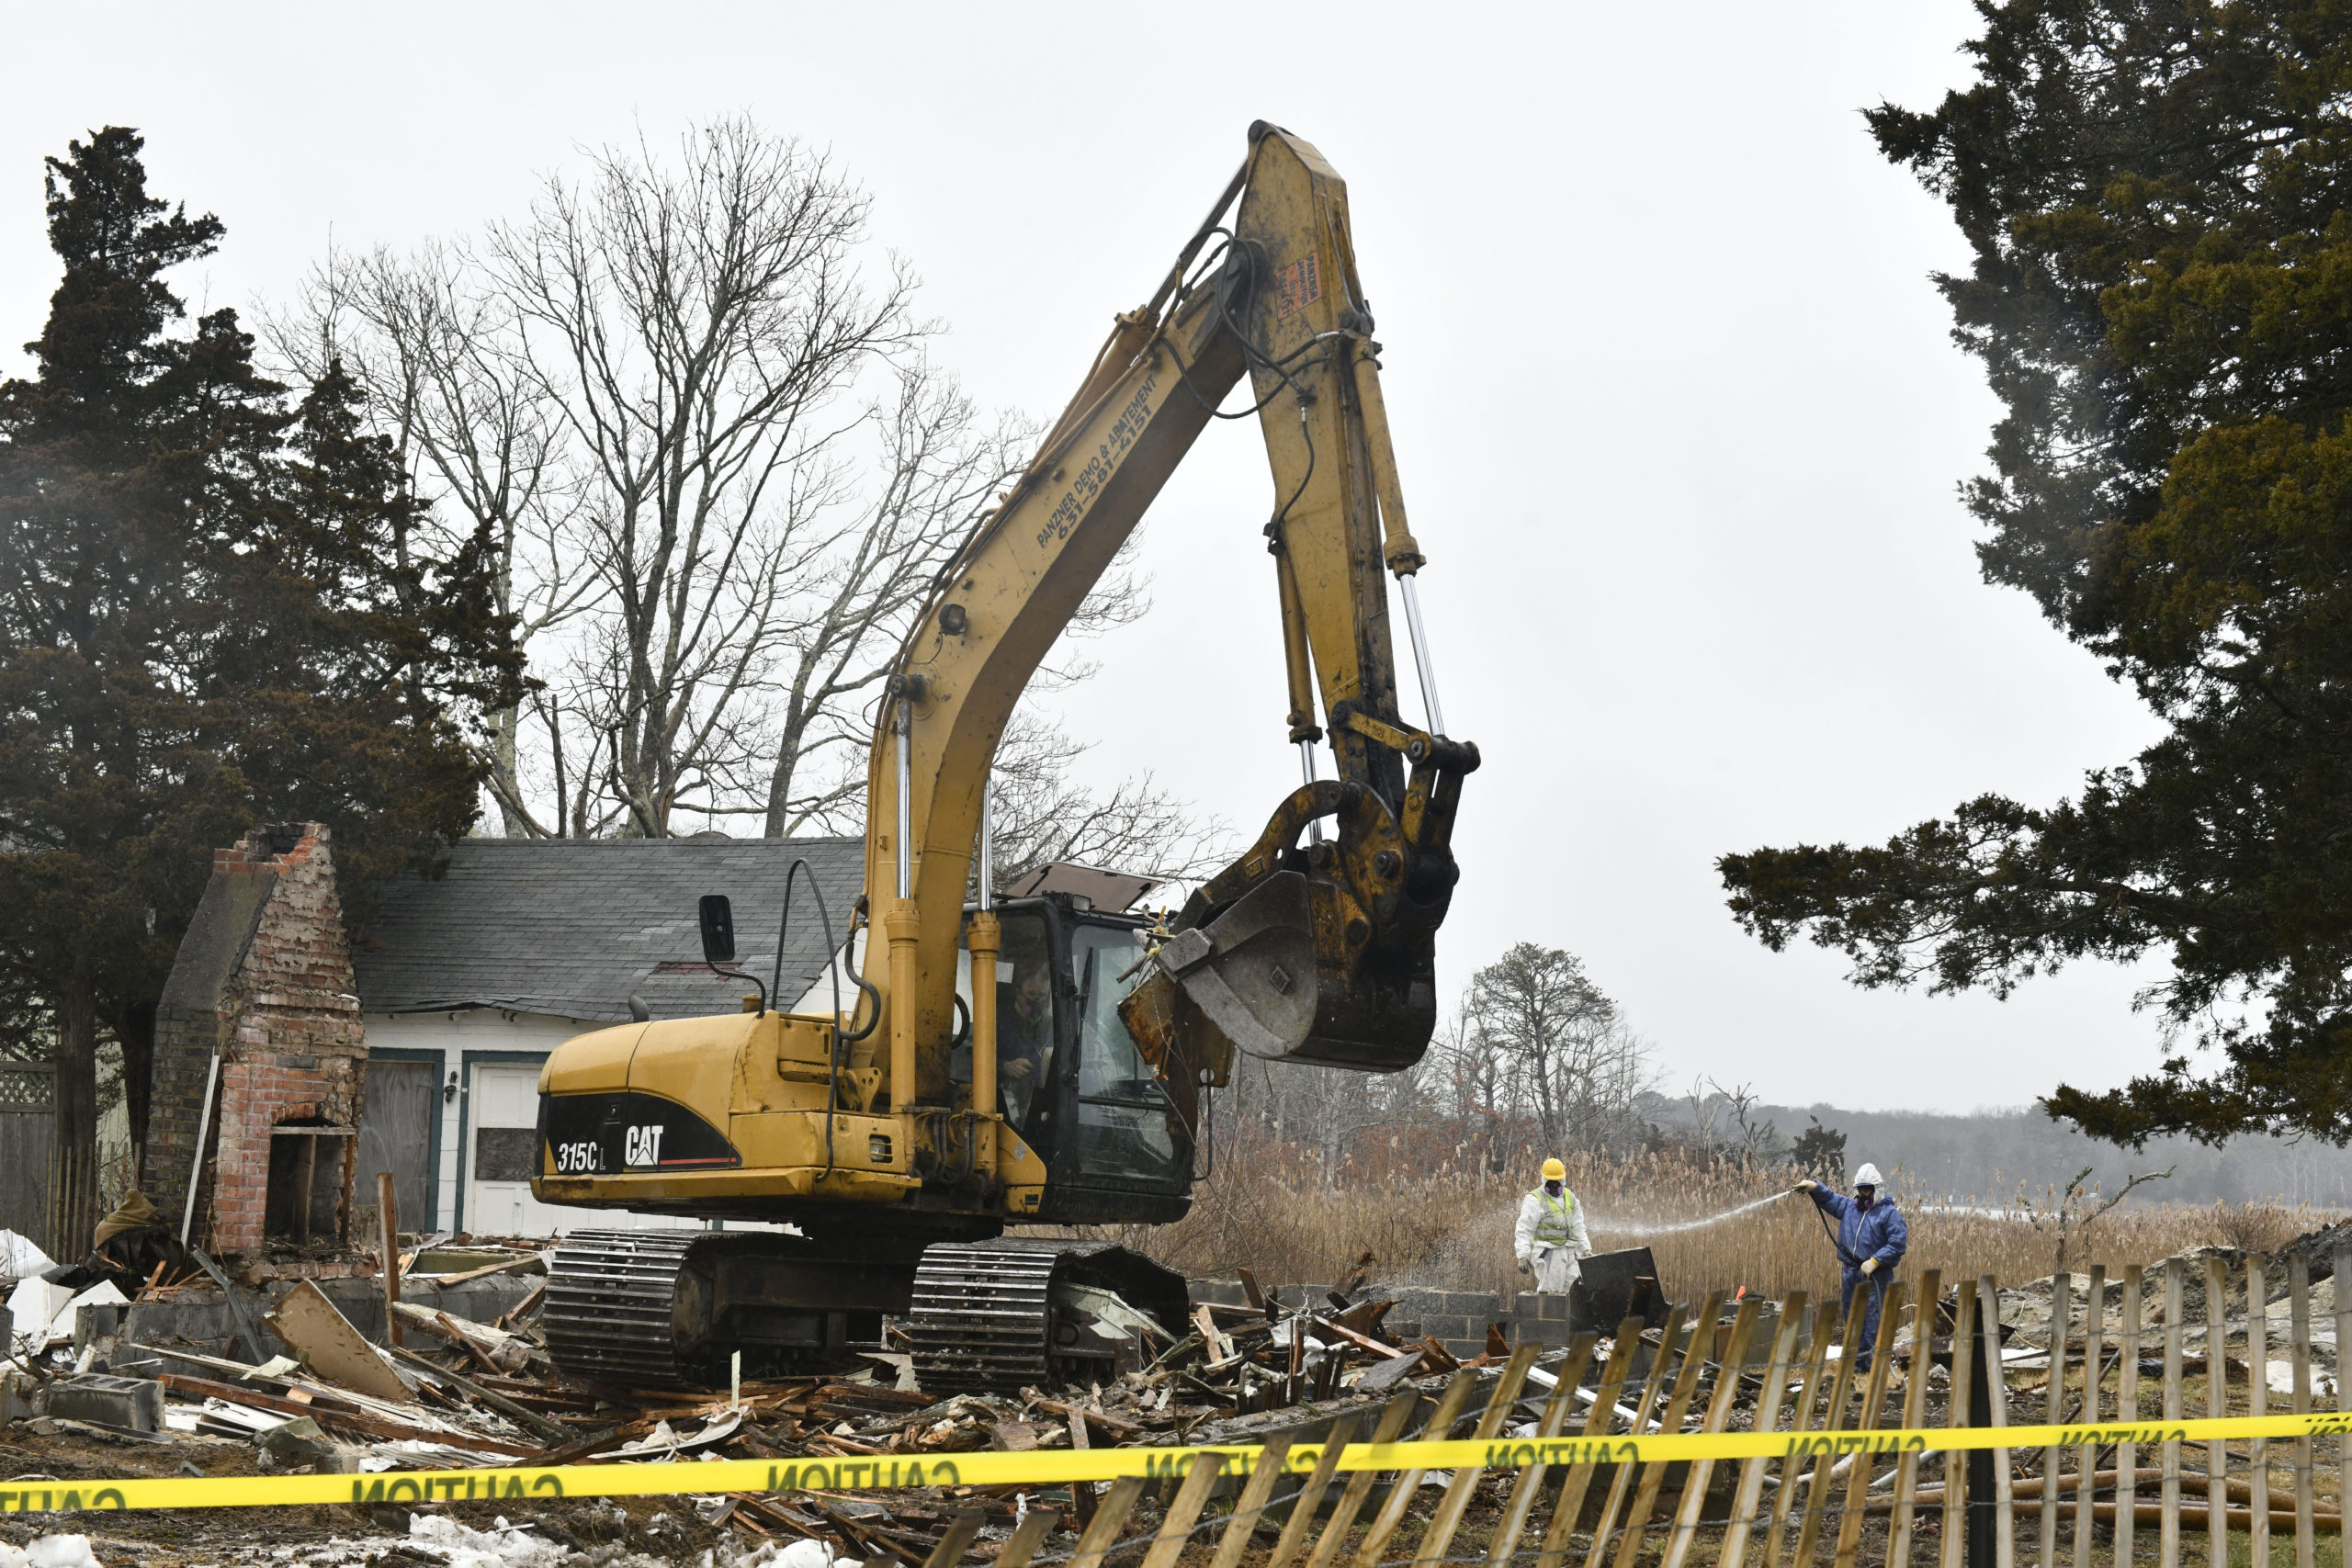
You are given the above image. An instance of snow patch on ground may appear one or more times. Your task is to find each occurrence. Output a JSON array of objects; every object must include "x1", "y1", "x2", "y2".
[{"x1": 0, "y1": 1537, "x2": 105, "y2": 1568}]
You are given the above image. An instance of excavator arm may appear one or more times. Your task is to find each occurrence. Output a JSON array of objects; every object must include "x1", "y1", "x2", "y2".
[{"x1": 855, "y1": 121, "x2": 1479, "y2": 1132}]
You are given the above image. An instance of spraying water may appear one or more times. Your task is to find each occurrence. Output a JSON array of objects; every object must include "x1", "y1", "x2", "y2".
[{"x1": 1587, "y1": 1188, "x2": 1799, "y2": 1239}]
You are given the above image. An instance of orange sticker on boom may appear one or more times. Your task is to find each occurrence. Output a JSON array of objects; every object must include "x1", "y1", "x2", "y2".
[{"x1": 1274, "y1": 255, "x2": 1322, "y2": 320}]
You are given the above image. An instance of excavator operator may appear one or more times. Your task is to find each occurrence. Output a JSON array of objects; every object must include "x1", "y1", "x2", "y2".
[{"x1": 998, "y1": 959, "x2": 1054, "y2": 1123}]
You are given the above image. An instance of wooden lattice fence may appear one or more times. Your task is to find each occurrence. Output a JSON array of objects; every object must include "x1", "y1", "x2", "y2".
[
  {"x1": 0, "y1": 1061, "x2": 54, "y2": 1248},
  {"x1": 939, "y1": 1251, "x2": 2347, "y2": 1568}
]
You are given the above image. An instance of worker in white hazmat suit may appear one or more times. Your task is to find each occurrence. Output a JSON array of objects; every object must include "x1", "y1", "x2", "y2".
[{"x1": 1514, "y1": 1157, "x2": 1592, "y2": 1293}]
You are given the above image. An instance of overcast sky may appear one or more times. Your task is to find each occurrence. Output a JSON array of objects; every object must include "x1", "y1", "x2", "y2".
[{"x1": 0, "y1": 3, "x2": 2178, "y2": 1115}]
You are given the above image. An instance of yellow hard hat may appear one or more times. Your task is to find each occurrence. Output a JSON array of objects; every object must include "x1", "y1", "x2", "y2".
[{"x1": 1541, "y1": 1157, "x2": 1566, "y2": 1180}]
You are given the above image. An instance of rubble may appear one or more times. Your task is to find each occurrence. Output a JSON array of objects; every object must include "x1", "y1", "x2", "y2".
[
  {"x1": 0, "y1": 1234, "x2": 1875, "y2": 1565},
  {"x1": 0, "y1": 1233, "x2": 1581, "y2": 1562}
]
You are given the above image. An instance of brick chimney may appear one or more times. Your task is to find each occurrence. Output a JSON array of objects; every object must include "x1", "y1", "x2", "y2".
[{"x1": 141, "y1": 823, "x2": 368, "y2": 1263}]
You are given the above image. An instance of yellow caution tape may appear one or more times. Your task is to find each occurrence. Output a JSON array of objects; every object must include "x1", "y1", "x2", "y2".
[{"x1": 8, "y1": 1412, "x2": 2350, "y2": 1515}]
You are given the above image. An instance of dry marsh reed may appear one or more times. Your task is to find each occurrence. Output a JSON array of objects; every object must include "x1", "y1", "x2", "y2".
[{"x1": 1132, "y1": 1147, "x2": 2332, "y2": 1303}]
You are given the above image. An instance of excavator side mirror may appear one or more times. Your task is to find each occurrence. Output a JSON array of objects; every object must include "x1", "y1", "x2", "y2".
[{"x1": 698, "y1": 895, "x2": 737, "y2": 964}]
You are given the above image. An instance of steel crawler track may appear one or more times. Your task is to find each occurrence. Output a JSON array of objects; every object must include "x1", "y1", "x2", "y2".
[
  {"x1": 542, "y1": 1229, "x2": 702, "y2": 1388},
  {"x1": 902, "y1": 1239, "x2": 1065, "y2": 1393}
]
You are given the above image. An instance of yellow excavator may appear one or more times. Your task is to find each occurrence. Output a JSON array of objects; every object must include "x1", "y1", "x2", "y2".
[{"x1": 530, "y1": 121, "x2": 1479, "y2": 1392}]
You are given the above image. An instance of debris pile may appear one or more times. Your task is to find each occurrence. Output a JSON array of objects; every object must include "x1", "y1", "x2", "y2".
[
  {"x1": 1101, "y1": 1257, "x2": 1471, "y2": 1415},
  {"x1": 2, "y1": 1233, "x2": 1535, "y2": 1563}
]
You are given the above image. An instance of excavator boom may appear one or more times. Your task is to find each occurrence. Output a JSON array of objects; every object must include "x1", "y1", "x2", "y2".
[{"x1": 860, "y1": 120, "x2": 1477, "y2": 1111}]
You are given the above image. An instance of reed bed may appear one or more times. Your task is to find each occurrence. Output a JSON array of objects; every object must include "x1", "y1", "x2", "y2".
[{"x1": 1129, "y1": 1146, "x2": 2331, "y2": 1302}]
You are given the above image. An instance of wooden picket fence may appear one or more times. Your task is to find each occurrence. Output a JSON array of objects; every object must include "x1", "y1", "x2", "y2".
[{"x1": 947, "y1": 1251, "x2": 2346, "y2": 1568}]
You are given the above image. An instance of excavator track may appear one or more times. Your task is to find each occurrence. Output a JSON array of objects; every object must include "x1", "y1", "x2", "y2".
[
  {"x1": 903, "y1": 1238, "x2": 1190, "y2": 1395},
  {"x1": 902, "y1": 1240, "x2": 1061, "y2": 1393},
  {"x1": 543, "y1": 1229, "x2": 705, "y2": 1389},
  {"x1": 544, "y1": 1227, "x2": 934, "y2": 1391}
]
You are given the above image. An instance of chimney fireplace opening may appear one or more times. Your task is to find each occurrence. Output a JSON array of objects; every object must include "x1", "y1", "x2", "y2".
[{"x1": 265, "y1": 1115, "x2": 353, "y2": 1244}]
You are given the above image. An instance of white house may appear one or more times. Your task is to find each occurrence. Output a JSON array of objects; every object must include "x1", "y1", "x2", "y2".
[{"x1": 348, "y1": 836, "x2": 865, "y2": 1238}]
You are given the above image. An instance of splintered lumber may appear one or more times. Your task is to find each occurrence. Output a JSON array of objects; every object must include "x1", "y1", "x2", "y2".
[
  {"x1": 412, "y1": 1252, "x2": 545, "y2": 1289},
  {"x1": 154, "y1": 1371, "x2": 539, "y2": 1456},
  {"x1": 1237, "y1": 1267, "x2": 1267, "y2": 1312},
  {"x1": 1317, "y1": 1318, "x2": 1406, "y2": 1359},
  {"x1": 392, "y1": 1300, "x2": 536, "y2": 1373},
  {"x1": 377, "y1": 1172, "x2": 402, "y2": 1349},
  {"x1": 389, "y1": 1344, "x2": 569, "y2": 1443}
]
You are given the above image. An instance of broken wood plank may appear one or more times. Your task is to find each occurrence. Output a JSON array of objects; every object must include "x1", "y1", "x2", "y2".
[
  {"x1": 1316, "y1": 1318, "x2": 1406, "y2": 1359},
  {"x1": 410, "y1": 1252, "x2": 545, "y2": 1289},
  {"x1": 262, "y1": 1278, "x2": 413, "y2": 1404},
  {"x1": 377, "y1": 1171, "x2": 402, "y2": 1350},
  {"x1": 388, "y1": 1344, "x2": 569, "y2": 1443}
]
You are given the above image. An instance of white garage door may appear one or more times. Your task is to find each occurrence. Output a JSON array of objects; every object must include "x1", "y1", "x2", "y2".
[{"x1": 464, "y1": 1063, "x2": 696, "y2": 1238}]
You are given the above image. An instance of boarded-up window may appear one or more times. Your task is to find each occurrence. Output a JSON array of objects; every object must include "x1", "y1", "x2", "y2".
[
  {"x1": 473, "y1": 1126, "x2": 537, "y2": 1184},
  {"x1": 356, "y1": 1061, "x2": 435, "y2": 1230}
]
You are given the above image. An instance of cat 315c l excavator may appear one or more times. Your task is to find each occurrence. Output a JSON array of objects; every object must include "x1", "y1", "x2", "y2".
[{"x1": 529, "y1": 121, "x2": 1479, "y2": 1393}]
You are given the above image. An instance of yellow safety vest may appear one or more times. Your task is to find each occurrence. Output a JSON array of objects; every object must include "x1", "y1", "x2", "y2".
[{"x1": 1531, "y1": 1188, "x2": 1574, "y2": 1245}]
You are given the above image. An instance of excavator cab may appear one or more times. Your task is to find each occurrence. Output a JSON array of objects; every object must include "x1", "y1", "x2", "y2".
[
  {"x1": 797, "y1": 894, "x2": 1197, "y2": 1224},
  {"x1": 819, "y1": 897, "x2": 1193, "y2": 1223}
]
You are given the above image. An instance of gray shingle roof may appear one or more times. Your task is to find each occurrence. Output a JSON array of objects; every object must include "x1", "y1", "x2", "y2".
[{"x1": 351, "y1": 837, "x2": 866, "y2": 1023}]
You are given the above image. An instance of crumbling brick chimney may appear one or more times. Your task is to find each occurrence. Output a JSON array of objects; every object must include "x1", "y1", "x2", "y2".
[{"x1": 141, "y1": 823, "x2": 368, "y2": 1267}]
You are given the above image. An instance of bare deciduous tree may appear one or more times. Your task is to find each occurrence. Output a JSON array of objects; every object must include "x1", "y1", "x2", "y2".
[
  {"x1": 1462, "y1": 942, "x2": 1657, "y2": 1156},
  {"x1": 980, "y1": 711, "x2": 1230, "y2": 888},
  {"x1": 268, "y1": 115, "x2": 1224, "y2": 880},
  {"x1": 266, "y1": 240, "x2": 594, "y2": 835},
  {"x1": 489, "y1": 118, "x2": 922, "y2": 837}
]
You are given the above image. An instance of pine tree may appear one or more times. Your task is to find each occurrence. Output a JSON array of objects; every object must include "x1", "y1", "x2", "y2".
[
  {"x1": 0, "y1": 128, "x2": 517, "y2": 1224},
  {"x1": 1718, "y1": 3, "x2": 2352, "y2": 1146}
]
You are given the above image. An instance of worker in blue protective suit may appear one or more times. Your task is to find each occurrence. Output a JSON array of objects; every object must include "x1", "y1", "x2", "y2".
[{"x1": 1796, "y1": 1163, "x2": 1906, "y2": 1371}]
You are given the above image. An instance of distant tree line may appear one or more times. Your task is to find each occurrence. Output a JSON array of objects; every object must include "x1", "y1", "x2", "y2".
[{"x1": 1212, "y1": 939, "x2": 1842, "y2": 1187}]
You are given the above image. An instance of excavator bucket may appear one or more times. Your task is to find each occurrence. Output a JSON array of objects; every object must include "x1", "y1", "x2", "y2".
[{"x1": 1125, "y1": 870, "x2": 1435, "y2": 1073}]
